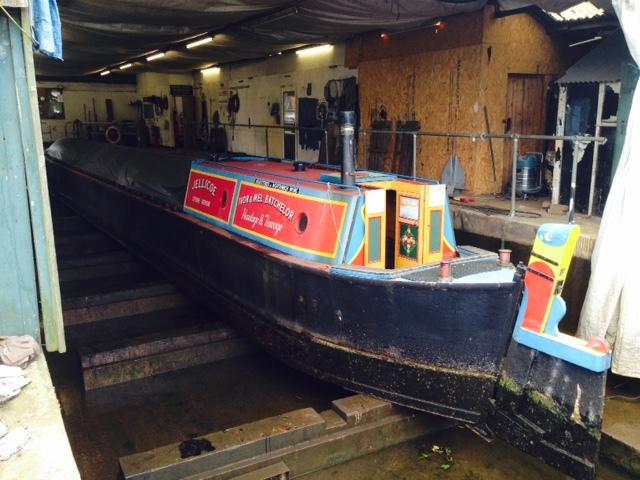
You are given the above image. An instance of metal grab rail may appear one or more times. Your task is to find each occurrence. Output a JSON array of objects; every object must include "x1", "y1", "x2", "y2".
[{"x1": 196, "y1": 121, "x2": 608, "y2": 223}]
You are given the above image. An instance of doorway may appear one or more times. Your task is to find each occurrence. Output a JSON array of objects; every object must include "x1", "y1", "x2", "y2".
[
  {"x1": 502, "y1": 74, "x2": 546, "y2": 190},
  {"x1": 283, "y1": 90, "x2": 296, "y2": 160}
]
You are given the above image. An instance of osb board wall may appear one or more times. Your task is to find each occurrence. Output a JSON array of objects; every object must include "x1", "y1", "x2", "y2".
[
  {"x1": 345, "y1": 11, "x2": 484, "y2": 68},
  {"x1": 478, "y1": 5, "x2": 566, "y2": 191},
  {"x1": 350, "y1": 6, "x2": 566, "y2": 194},
  {"x1": 357, "y1": 44, "x2": 484, "y2": 184}
]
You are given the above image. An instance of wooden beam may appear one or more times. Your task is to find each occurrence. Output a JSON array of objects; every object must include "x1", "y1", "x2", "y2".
[{"x1": 18, "y1": 7, "x2": 65, "y2": 351}]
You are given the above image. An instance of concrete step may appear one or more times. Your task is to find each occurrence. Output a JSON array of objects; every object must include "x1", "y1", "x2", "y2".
[
  {"x1": 58, "y1": 258, "x2": 149, "y2": 283},
  {"x1": 60, "y1": 267, "x2": 170, "y2": 297},
  {"x1": 62, "y1": 279, "x2": 177, "y2": 310},
  {"x1": 57, "y1": 250, "x2": 135, "y2": 270},
  {"x1": 55, "y1": 231, "x2": 121, "y2": 257},
  {"x1": 63, "y1": 291, "x2": 190, "y2": 327},
  {"x1": 64, "y1": 306, "x2": 206, "y2": 347},
  {"x1": 53, "y1": 214, "x2": 94, "y2": 235},
  {"x1": 79, "y1": 322, "x2": 256, "y2": 390}
]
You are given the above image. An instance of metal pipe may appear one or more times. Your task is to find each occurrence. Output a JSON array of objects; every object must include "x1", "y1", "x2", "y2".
[
  {"x1": 510, "y1": 136, "x2": 519, "y2": 218},
  {"x1": 588, "y1": 82, "x2": 606, "y2": 216},
  {"x1": 358, "y1": 128, "x2": 606, "y2": 144},
  {"x1": 340, "y1": 111, "x2": 356, "y2": 186},
  {"x1": 209, "y1": 122, "x2": 606, "y2": 144},
  {"x1": 568, "y1": 141, "x2": 580, "y2": 224},
  {"x1": 439, "y1": 259, "x2": 452, "y2": 281},
  {"x1": 362, "y1": 130, "x2": 368, "y2": 169},
  {"x1": 412, "y1": 133, "x2": 417, "y2": 178},
  {"x1": 324, "y1": 128, "x2": 329, "y2": 165},
  {"x1": 498, "y1": 249, "x2": 512, "y2": 266}
]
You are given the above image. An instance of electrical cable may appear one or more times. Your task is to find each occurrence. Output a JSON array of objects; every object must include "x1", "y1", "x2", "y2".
[{"x1": 0, "y1": 5, "x2": 35, "y2": 44}]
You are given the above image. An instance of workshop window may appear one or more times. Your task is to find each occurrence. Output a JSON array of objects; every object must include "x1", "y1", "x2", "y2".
[{"x1": 37, "y1": 87, "x2": 65, "y2": 120}]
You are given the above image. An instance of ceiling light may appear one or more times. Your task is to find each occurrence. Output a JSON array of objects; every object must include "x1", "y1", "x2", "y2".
[
  {"x1": 295, "y1": 44, "x2": 333, "y2": 57},
  {"x1": 201, "y1": 66, "x2": 220, "y2": 75},
  {"x1": 119, "y1": 63, "x2": 132, "y2": 70},
  {"x1": 100, "y1": 70, "x2": 110, "y2": 76},
  {"x1": 146, "y1": 52, "x2": 165, "y2": 62},
  {"x1": 187, "y1": 36, "x2": 213, "y2": 49},
  {"x1": 277, "y1": 51, "x2": 282, "y2": 55}
]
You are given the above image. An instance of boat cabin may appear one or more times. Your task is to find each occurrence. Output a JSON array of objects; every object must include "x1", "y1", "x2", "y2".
[{"x1": 183, "y1": 155, "x2": 457, "y2": 269}]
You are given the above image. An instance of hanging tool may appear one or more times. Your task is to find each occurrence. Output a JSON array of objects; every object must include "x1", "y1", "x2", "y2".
[{"x1": 484, "y1": 106, "x2": 497, "y2": 182}]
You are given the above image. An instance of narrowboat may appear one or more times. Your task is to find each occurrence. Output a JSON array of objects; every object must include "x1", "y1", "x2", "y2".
[{"x1": 45, "y1": 122, "x2": 610, "y2": 479}]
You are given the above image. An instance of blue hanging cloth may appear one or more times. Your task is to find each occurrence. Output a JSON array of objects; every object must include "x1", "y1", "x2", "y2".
[{"x1": 30, "y1": 0, "x2": 62, "y2": 59}]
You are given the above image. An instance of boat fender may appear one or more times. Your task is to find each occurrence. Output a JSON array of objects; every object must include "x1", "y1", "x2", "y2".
[{"x1": 105, "y1": 125, "x2": 121, "y2": 144}]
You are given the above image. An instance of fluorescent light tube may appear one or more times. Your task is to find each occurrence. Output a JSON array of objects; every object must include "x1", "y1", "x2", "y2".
[
  {"x1": 147, "y1": 52, "x2": 165, "y2": 61},
  {"x1": 296, "y1": 44, "x2": 333, "y2": 57},
  {"x1": 100, "y1": 70, "x2": 110, "y2": 76},
  {"x1": 119, "y1": 63, "x2": 132, "y2": 70},
  {"x1": 187, "y1": 37, "x2": 213, "y2": 49}
]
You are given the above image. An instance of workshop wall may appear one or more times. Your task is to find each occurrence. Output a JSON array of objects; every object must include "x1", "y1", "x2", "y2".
[
  {"x1": 349, "y1": 7, "x2": 565, "y2": 194},
  {"x1": 136, "y1": 72, "x2": 194, "y2": 147},
  {"x1": 478, "y1": 5, "x2": 565, "y2": 190},
  {"x1": 38, "y1": 82, "x2": 137, "y2": 143},
  {"x1": 199, "y1": 43, "x2": 357, "y2": 163}
]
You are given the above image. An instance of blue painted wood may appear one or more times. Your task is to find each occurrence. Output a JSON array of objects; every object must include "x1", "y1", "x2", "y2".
[
  {"x1": 0, "y1": 14, "x2": 40, "y2": 340},
  {"x1": 15, "y1": 8, "x2": 65, "y2": 351}
]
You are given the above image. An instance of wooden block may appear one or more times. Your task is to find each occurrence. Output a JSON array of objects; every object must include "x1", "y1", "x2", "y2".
[
  {"x1": 331, "y1": 394, "x2": 395, "y2": 426},
  {"x1": 120, "y1": 408, "x2": 326, "y2": 480}
]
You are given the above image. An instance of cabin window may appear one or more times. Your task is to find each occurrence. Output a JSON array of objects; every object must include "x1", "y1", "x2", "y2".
[
  {"x1": 429, "y1": 210, "x2": 442, "y2": 253},
  {"x1": 221, "y1": 190, "x2": 228, "y2": 208},
  {"x1": 368, "y1": 217, "x2": 382, "y2": 264},
  {"x1": 297, "y1": 213, "x2": 308, "y2": 233}
]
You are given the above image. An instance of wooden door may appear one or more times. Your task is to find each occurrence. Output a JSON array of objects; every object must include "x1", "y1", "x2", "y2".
[{"x1": 502, "y1": 74, "x2": 546, "y2": 189}]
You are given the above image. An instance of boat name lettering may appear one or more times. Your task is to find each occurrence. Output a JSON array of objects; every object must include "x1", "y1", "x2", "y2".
[
  {"x1": 192, "y1": 178, "x2": 217, "y2": 196},
  {"x1": 238, "y1": 193, "x2": 294, "y2": 221},
  {"x1": 254, "y1": 179, "x2": 299, "y2": 193}
]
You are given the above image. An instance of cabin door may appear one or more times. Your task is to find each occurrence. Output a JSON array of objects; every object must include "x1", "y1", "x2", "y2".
[{"x1": 502, "y1": 74, "x2": 546, "y2": 190}]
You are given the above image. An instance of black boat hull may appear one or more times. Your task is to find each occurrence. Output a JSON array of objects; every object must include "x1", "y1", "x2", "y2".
[{"x1": 47, "y1": 159, "x2": 523, "y2": 424}]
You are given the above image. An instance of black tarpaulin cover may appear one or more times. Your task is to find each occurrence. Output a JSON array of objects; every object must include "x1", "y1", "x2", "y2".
[{"x1": 46, "y1": 138, "x2": 199, "y2": 208}]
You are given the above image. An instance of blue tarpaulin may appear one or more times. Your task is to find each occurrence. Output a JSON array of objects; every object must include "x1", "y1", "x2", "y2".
[{"x1": 30, "y1": 0, "x2": 62, "y2": 59}]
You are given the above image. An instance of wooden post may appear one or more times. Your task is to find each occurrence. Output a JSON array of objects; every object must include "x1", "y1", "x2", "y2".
[
  {"x1": 552, "y1": 85, "x2": 567, "y2": 205},
  {"x1": 0, "y1": 11, "x2": 40, "y2": 340}
]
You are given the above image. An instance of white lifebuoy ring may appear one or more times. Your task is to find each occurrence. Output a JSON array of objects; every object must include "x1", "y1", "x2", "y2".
[{"x1": 105, "y1": 125, "x2": 122, "y2": 144}]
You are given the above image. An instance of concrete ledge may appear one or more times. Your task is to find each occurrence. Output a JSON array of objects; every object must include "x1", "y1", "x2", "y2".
[
  {"x1": 601, "y1": 398, "x2": 640, "y2": 477},
  {"x1": 451, "y1": 204, "x2": 598, "y2": 260},
  {"x1": 0, "y1": 355, "x2": 80, "y2": 480}
]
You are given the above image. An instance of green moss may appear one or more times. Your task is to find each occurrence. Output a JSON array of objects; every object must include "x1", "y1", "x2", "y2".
[
  {"x1": 499, "y1": 376, "x2": 523, "y2": 395},
  {"x1": 528, "y1": 390, "x2": 565, "y2": 418}
]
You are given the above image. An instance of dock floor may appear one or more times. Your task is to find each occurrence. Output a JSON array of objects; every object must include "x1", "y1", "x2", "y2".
[{"x1": 450, "y1": 195, "x2": 601, "y2": 260}]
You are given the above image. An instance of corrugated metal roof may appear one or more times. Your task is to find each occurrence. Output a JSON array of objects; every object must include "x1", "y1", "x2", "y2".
[{"x1": 557, "y1": 31, "x2": 635, "y2": 84}]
